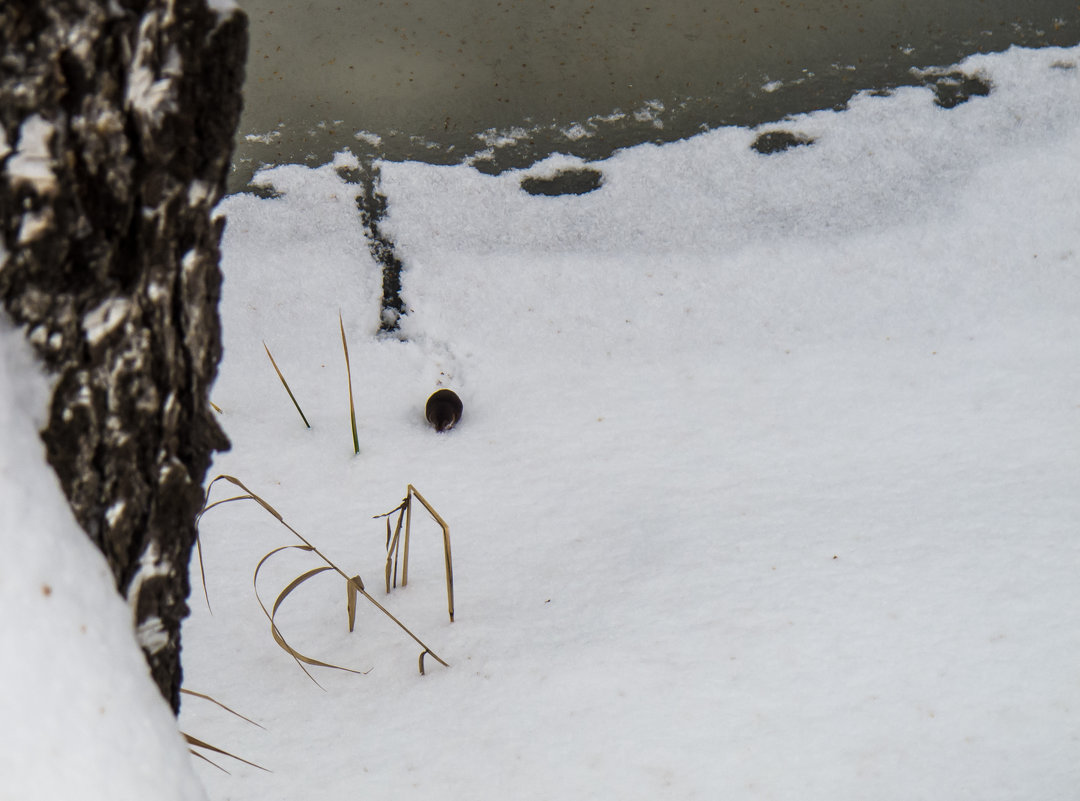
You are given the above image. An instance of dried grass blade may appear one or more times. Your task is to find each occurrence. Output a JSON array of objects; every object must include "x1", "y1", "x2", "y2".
[
  {"x1": 347, "y1": 575, "x2": 363, "y2": 632},
  {"x1": 200, "y1": 475, "x2": 448, "y2": 676},
  {"x1": 339, "y1": 312, "x2": 360, "y2": 454},
  {"x1": 194, "y1": 477, "x2": 275, "y2": 612},
  {"x1": 352, "y1": 583, "x2": 449, "y2": 670},
  {"x1": 180, "y1": 689, "x2": 266, "y2": 730},
  {"x1": 375, "y1": 498, "x2": 408, "y2": 594},
  {"x1": 372, "y1": 499, "x2": 407, "y2": 520},
  {"x1": 184, "y1": 734, "x2": 270, "y2": 773},
  {"x1": 190, "y1": 748, "x2": 230, "y2": 774},
  {"x1": 253, "y1": 544, "x2": 323, "y2": 687},
  {"x1": 384, "y1": 509, "x2": 405, "y2": 593},
  {"x1": 404, "y1": 485, "x2": 455, "y2": 622},
  {"x1": 213, "y1": 474, "x2": 285, "y2": 522},
  {"x1": 402, "y1": 489, "x2": 413, "y2": 586},
  {"x1": 392, "y1": 506, "x2": 405, "y2": 589},
  {"x1": 193, "y1": 533, "x2": 213, "y2": 614},
  {"x1": 272, "y1": 566, "x2": 335, "y2": 618},
  {"x1": 194, "y1": 490, "x2": 253, "y2": 613},
  {"x1": 264, "y1": 341, "x2": 311, "y2": 428},
  {"x1": 199, "y1": 494, "x2": 255, "y2": 518},
  {"x1": 383, "y1": 518, "x2": 392, "y2": 593},
  {"x1": 253, "y1": 545, "x2": 367, "y2": 683}
]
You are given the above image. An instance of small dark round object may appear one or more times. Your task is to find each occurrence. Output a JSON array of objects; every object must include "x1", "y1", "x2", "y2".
[{"x1": 426, "y1": 389, "x2": 463, "y2": 432}]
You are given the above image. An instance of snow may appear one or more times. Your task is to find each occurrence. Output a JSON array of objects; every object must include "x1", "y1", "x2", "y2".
[
  {"x1": 354, "y1": 130, "x2": 383, "y2": 147},
  {"x1": 207, "y1": 0, "x2": 240, "y2": 14},
  {"x1": 1, "y1": 41, "x2": 1078, "y2": 800},
  {"x1": 243, "y1": 130, "x2": 282, "y2": 145},
  {"x1": 105, "y1": 499, "x2": 127, "y2": 528},
  {"x1": 188, "y1": 179, "x2": 214, "y2": 207},
  {"x1": 82, "y1": 297, "x2": 131, "y2": 348},
  {"x1": 127, "y1": 542, "x2": 176, "y2": 650},
  {"x1": 126, "y1": 23, "x2": 182, "y2": 125},
  {"x1": 16, "y1": 208, "x2": 53, "y2": 246},
  {"x1": 0, "y1": 321, "x2": 206, "y2": 800},
  {"x1": 178, "y1": 43, "x2": 1080, "y2": 799},
  {"x1": 6, "y1": 113, "x2": 57, "y2": 196}
]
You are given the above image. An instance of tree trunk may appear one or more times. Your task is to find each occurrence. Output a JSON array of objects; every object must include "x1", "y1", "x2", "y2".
[{"x1": 0, "y1": 0, "x2": 247, "y2": 713}]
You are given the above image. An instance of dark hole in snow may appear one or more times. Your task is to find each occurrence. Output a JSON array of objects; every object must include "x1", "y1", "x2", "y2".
[
  {"x1": 521, "y1": 167, "x2": 603, "y2": 196},
  {"x1": 751, "y1": 130, "x2": 815, "y2": 155},
  {"x1": 426, "y1": 389, "x2": 463, "y2": 432}
]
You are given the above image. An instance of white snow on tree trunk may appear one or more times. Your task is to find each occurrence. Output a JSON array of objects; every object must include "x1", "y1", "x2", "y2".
[{"x1": 0, "y1": 322, "x2": 207, "y2": 801}]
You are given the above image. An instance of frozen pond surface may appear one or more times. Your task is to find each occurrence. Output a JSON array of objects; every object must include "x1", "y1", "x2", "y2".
[{"x1": 231, "y1": 0, "x2": 1080, "y2": 187}]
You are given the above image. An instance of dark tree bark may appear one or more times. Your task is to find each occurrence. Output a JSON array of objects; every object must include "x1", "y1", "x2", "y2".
[{"x1": 0, "y1": 0, "x2": 246, "y2": 713}]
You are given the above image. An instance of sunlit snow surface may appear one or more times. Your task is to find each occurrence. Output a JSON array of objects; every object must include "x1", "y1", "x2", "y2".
[{"x1": 182, "y1": 45, "x2": 1080, "y2": 799}]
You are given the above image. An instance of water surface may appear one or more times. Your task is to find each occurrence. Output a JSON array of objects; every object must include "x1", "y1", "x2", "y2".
[{"x1": 231, "y1": 0, "x2": 1080, "y2": 187}]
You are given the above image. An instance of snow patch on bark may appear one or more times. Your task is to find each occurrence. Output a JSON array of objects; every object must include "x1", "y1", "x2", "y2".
[
  {"x1": 126, "y1": 15, "x2": 183, "y2": 127},
  {"x1": 137, "y1": 616, "x2": 170, "y2": 655},
  {"x1": 105, "y1": 499, "x2": 127, "y2": 528},
  {"x1": 208, "y1": 0, "x2": 241, "y2": 13},
  {"x1": 126, "y1": 541, "x2": 174, "y2": 628},
  {"x1": 6, "y1": 114, "x2": 57, "y2": 196},
  {"x1": 83, "y1": 297, "x2": 131, "y2": 347},
  {"x1": 16, "y1": 209, "x2": 54, "y2": 245}
]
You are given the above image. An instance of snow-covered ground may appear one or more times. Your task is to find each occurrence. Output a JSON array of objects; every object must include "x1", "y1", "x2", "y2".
[
  {"x1": 181, "y1": 43, "x2": 1080, "y2": 799},
  {"x1": 0, "y1": 323, "x2": 207, "y2": 798},
  {"x1": 3, "y1": 42, "x2": 1079, "y2": 799}
]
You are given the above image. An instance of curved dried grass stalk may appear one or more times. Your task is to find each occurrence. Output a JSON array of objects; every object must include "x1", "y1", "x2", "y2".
[
  {"x1": 252, "y1": 544, "x2": 369, "y2": 687},
  {"x1": 373, "y1": 498, "x2": 407, "y2": 593},
  {"x1": 194, "y1": 490, "x2": 260, "y2": 614},
  {"x1": 197, "y1": 474, "x2": 448, "y2": 679},
  {"x1": 376, "y1": 486, "x2": 455, "y2": 622}
]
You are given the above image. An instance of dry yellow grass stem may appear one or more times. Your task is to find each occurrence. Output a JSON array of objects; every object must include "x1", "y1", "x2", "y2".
[
  {"x1": 375, "y1": 485, "x2": 455, "y2": 623},
  {"x1": 180, "y1": 688, "x2": 265, "y2": 730},
  {"x1": 184, "y1": 733, "x2": 270, "y2": 774},
  {"x1": 196, "y1": 475, "x2": 448, "y2": 681},
  {"x1": 180, "y1": 688, "x2": 268, "y2": 774},
  {"x1": 263, "y1": 342, "x2": 311, "y2": 429},
  {"x1": 339, "y1": 312, "x2": 360, "y2": 454}
]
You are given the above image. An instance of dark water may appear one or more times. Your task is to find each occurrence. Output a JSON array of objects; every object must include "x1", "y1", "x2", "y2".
[{"x1": 230, "y1": 0, "x2": 1080, "y2": 189}]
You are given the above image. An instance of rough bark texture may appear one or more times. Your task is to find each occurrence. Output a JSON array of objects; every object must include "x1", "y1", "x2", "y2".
[{"x1": 0, "y1": 0, "x2": 246, "y2": 713}]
